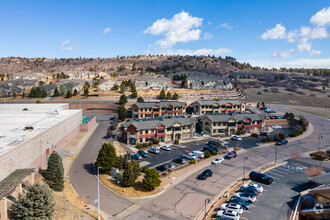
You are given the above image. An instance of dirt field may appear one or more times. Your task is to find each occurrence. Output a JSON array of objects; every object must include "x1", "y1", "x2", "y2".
[{"x1": 289, "y1": 106, "x2": 330, "y2": 119}]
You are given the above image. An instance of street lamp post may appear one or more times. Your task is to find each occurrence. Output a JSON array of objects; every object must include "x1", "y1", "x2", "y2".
[
  {"x1": 318, "y1": 135, "x2": 322, "y2": 152},
  {"x1": 97, "y1": 166, "x2": 102, "y2": 220},
  {"x1": 275, "y1": 144, "x2": 278, "y2": 165},
  {"x1": 243, "y1": 157, "x2": 248, "y2": 185},
  {"x1": 204, "y1": 198, "x2": 211, "y2": 220}
]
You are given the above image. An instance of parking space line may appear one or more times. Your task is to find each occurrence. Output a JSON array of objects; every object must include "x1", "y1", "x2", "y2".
[
  {"x1": 244, "y1": 210, "x2": 252, "y2": 213},
  {"x1": 271, "y1": 167, "x2": 292, "y2": 174},
  {"x1": 267, "y1": 171, "x2": 286, "y2": 177},
  {"x1": 276, "y1": 167, "x2": 294, "y2": 173},
  {"x1": 271, "y1": 176, "x2": 280, "y2": 180},
  {"x1": 240, "y1": 217, "x2": 249, "y2": 220}
]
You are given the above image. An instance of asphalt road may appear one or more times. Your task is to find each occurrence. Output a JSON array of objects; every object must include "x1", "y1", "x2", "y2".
[
  {"x1": 69, "y1": 114, "x2": 134, "y2": 217},
  {"x1": 124, "y1": 104, "x2": 330, "y2": 220}
]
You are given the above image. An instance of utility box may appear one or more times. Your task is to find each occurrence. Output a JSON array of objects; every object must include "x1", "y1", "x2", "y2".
[
  {"x1": 116, "y1": 171, "x2": 123, "y2": 182},
  {"x1": 111, "y1": 168, "x2": 119, "y2": 177},
  {"x1": 82, "y1": 116, "x2": 88, "y2": 124}
]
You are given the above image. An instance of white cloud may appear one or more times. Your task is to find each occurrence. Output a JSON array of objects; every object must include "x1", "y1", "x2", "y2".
[
  {"x1": 261, "y1": 23, "x2": 286, "y2": 40},
  {"x1": 308, "y1": 49, "x2": 322, "y2": 56},
  {"x1": 103, "y1": 27, "x2": 111, "y2": 34},
  {"x1": 219, "y1": 23, "x2": 233, "y2": 30},
  {"x1": 249, "y1": 58, "x2": 330, "y2": 68},
  {"x1": 208, "y1": 21, "x2": 212, "y2": 25},
  {"x1": 59, "y1": 40, "x2": 78, "y2": 51},
  {"x1": 144, "y1": 11, "x2": 203, "y2": 49},
  {"x1": 203, "y1": 32, "x2": 213, "y2": 40},
  {"x1": 168, "y1": 47, "x2": 231, "y2": 56},
  {"x1": 310, "y1": 7, "x2": 330, "y2": 27},
  {"x1": 272, "y1": 49, "x2": 295, "y2": 58}
]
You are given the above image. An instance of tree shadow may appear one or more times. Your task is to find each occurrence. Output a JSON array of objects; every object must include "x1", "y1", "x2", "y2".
[
  {"x1": 133, "y1": 181, "x2": 151, "y2": 192},
  {"x1": 83, "y1": 163, "x2": 95, "y2": 175}
]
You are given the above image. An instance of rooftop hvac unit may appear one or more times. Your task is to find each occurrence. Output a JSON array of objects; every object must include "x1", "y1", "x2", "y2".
[
  {"x1": 25, "y1": 126, "x2": 34, "y2": 130},
  {"x1": 23, "y1": 108, "x2": 28, "y2": 111}
]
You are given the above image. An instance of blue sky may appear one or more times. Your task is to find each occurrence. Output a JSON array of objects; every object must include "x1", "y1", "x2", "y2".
[{"x1": 1, "y1": 0, "x2": 330, "y2": 68}]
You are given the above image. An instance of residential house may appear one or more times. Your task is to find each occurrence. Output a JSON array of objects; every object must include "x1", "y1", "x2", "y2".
[
  {"x1": 135, "y1": 76, "x2": 173, "y2": 90},
  {"x1": 57, "y1": 79, "x2": 86, "y2": 95},
  {"x1": 131, "y1": 101, "x2": 186, "y2": 119},
  {"x1": 5, "y1": 79, "x2": 38, "y2": 90},
  {"x1": 41, "y1": 84, "x2": 58, "y2": 96},
  {"x1": 192, "y1": 99, "x2": 246, "y2": 116},
  {"x1": 0, "y1": 84, "x2": 22, "y2": 97},
  {"x1": 98, "y1": 79, "x2": 118, "y2": 91},
  {"x1": 122, "y1": 116, "x2": 196, "y2": 145},
  {"x1": 199, "y1": 113, "x2": 265, "y2": 136},
  {"x1": 299, "y1": 172, "x2": 330, "y2": 219}
]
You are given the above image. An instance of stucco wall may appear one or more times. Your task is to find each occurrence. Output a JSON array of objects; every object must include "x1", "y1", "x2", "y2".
[{"x1": 0, "y1": 110, "x2": 82, "y2": 181}]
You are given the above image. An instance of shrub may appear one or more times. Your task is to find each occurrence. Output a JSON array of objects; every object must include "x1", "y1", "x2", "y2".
[
  {"x1": 189, "y1": 159, "x2": 196, "y2": 164},
  {"x1": 204, "y1": 150, "x2": 211, "y2": 158},
  {"x1": 305, "y1": 166, "x2": 324, "y2": 177},
  {"x1": 279, "y1": 133, "x2": 285, "y2": 140},
  {"x1": 174, "y1": 139, "x2": 179, "y2": 144},
  {"x1": 310, "y1": 151, "x2": 328, "y2": 161},
  {"x1": 273, "y1": 134, "x2": 281, "y2": 142},
  {"x1": 148, "y1": 141, "x2": 153, "y2": 147},
  {"x1": 266, "y1": 136, "x2": 273, "y2": 142},
  {"x1": 236, "y1": 130, "x2": 246, "y2": 135},
  {"x1": 261, "y1": 138, "x2": 267, "y2": 143},
  {"x1": 143, "y1": 143, "x2": 148, "y2": 148},
  {"x1": 153, "y1": 139, "x2": 160, "y2": 144},
  {"x1": 211, "y1": 150, "x2": 218, "y2": 155},
  {"x1": 136, "y1": 143, "x2": 143, "y2": 149},
  {"x1": 141, "y1": 167, "x2": 149, "y2": 173},
  {"x1": 234, "y1": 147, "x2": 242, "y2": 151},
  {"x1": 143, "y1": 168, "x2": 161, "y2": 191}
]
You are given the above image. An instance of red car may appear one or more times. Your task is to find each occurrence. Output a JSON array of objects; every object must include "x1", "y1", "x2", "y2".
[
  {"x1": 269, "y1": 115, "x2": 276, "y2": 119},
  {"x1": 251, "y1": 133, "x2": 260, "y2": 138}
]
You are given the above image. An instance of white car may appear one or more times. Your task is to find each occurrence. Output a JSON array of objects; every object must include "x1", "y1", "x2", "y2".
[
  {"x1": 235, "y1": 193, "x2": 256, "y2": 203},
  {"x1": 242, "y1": 183, "x2": 264, "y2": 193},
  {"x1": 184, "y1": 153, "x2": 198, "y2": 160},
  {"x1": 272, "y1": 125, "x2": 281, "y2": 129},
  {"x1": 232, "y1": 136, "x2": 242, "y2": 141},
  {"x1": 220, "y1": 203, "x2": 243, "y2": 214},
  {"x1": 192, "y1": 150, "x2": 204, "y2": 158},
  {"x1": 161, "y1": 145, "x2": 171, "y2": 151},
  {"x1": 212, "y1": 157, "x2": 224, "y2": 165},
  {"x1": 216, "y1": 210, "x2": 240, "y2": 219}
]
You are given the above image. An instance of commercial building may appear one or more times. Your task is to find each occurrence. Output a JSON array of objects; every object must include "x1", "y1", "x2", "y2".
[
  {"x1": 131, "y1": 101, "x2": 186, "y2": 119},
  {"x1": 122, "y1": 116, "x2": 196, "y2": 145},
  {"x1": 199, "y1": 113, "x2": 265, "y2": 136},
  {"x1": 0, "y1": 104, "x2": 82, "y2": 182},
  {"x1": 192, "y1": 99, "x2": 246, "y2": 116}
]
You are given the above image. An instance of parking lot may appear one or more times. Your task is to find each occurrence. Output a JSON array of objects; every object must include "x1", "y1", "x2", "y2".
[{"x1": 238, "y1": 164, "x2": 311, "y2": 220}]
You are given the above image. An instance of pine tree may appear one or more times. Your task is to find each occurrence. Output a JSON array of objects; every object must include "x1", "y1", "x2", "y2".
[
  {"x1": 95, "y1": 142, "x2": 117, "y2": 172},
  {"x1": 118, "y1": 105, "x2": 127, "y2": 121},
  {"x1": 131, "y1": 84, "x2": 138, "y2": 98},
  {"x1": 119, "y1": 94, "x2": 128, "y2": 105},
  {"x1": 65, "y1": 91, "x2": 72, "y2": 98},
  {"x1": 122, "y1": 163, "x2": 135, "y2": 187},
  {"x1": 120, "y1": 82, "x2": 126, "y2": 93},
  {"x1": 130, "y1": 160, "x2": 140, "y2": 179},
  {"x1": 113, "y1": 83, "x2": 119, "y2": 90},
  {"x1": 142, "y1": 168, "x2": 161, "y2": 191},
  {"x1": 160, "y1": 88, "x2": 166, "y2": 99},
  {"x1": 44, "y1": 151, "x2": 64, "y2": 191},
  {"x1": 173, "y1": 92, "x2": 179, "y2": 100},
  {"x1": 12, "y1": 183, "x2": 54, "y2": 220},
  {"x1": 137, "y1": 96, "x2": 144, "y2": 102},
  {"x1": 54, "y1": 88, "x2": 60, "y2": 96},
  {"x1": 73, "y1": 89, "x2": 78, "y2": 96},
  {"x1": 166, "y1": 91, "x2": 172, "y2": 99}
]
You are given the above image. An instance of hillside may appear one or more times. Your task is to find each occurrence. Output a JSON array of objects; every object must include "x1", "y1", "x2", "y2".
[{"x1": 0, "y1": 55, "x2": 249, "y2": 75}]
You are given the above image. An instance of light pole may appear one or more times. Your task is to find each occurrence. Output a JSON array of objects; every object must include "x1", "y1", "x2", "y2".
[
  {"x1": 97, "y1": 166, "x2": 102, "y2": 220},
  {"x1": 243, "y1": 157, "x2": 248, "y2": 185},
  {"x1": 204, "y1": 198, "x2": 211, "y2": 220},
  {"x1": 275, "y1": 144, "x2": 278, "y2": 165},
  {"x1": 318, "y1": 135, "x2": 322, "y2": 152}
]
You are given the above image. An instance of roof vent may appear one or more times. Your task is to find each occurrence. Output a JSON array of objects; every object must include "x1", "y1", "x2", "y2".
[
  {"x1": 23, "y1": 108, "x2": 28, "y2": 111},
  {"x1": 25, "y1": 126, "x2": 34, "y2": 130}
]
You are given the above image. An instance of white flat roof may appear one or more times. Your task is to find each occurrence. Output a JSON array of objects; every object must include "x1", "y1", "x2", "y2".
[{"x1": 0, "y1": 104, "x2": 81, "y2": 156}]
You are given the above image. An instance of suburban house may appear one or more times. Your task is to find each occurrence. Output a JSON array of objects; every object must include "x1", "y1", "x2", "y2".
[
  {"x1": 12, "y1": 72, "x2": 46, "y2": 81},
  {"x1": 41, "y1": 84, "x2": 58, "y2": 96},
  {"x1": 0, "y1": 84, "x2": 22, "y2": 97},
  {"x1": 57, "y1": 79, "x2": 86, "y2": 95},
  {"x1": 98, "y1": 79, "x2": 118, "y2": 90},
  {"x1": 131, "y1": 101, "x2": 186, "y2": 119},
  {"x1": 135, "y1": 76, "x2": 173, "y2": 90},
  {"x1": 299, "y1": 172, "x2": 330, "y2": 219},
  {"x1": 192, "y1": 99, "x2": 246, "y2": 115},
  {"x1": 199, "y1": 113, "x2": 265, "y2": 136},
  {"x1": 122, "y1": 116, "x2": 196, "y2": 145},
  {"x1": 5, "y1": 79, "x2": 38, "y2": 90}
]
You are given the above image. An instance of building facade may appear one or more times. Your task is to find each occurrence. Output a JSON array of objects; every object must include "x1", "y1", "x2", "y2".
[
  {"x1": 122, "y1": 116, "x2": 196, "y2": 145},
  {"x1": 135, "y1": 76, "x2": 173, "y2": 90},
  {"x1": 192, "y1": 100, "x2": 246, "y2": 116},
  {"x1": 200, "y1": 113, "x2": 265, "y2": 136},
  {"x1": 131, "y1": 101, "x2": 186, "y2": 119}
]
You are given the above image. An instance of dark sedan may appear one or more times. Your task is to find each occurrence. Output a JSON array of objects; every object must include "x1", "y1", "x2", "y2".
[{"x1": 197, "y1": 169, "x2": 213, "y2": 180}]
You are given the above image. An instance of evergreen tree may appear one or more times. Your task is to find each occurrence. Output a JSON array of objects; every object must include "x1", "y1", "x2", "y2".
[
  {"x1": 173, "y1": 92, "x2": 179, "y2": 100},
  {"x1": 119, "y1": 94, "x2": 128, "y2": 105},
  {"x1": 120, "y1": 82, "x2": 126, "y2": 93},
  {"x1": 65, "y1": 91, "x2": 72, "y2": 98},
  {"x1": 13, "y1": 92, "x2": 17, "y2": 98},
  {"x1": 54, "y1": 88, "x2": 60, "y2": 96},
  {"x1": 160, "y1": 88, "x2": 166, "y2": 99},
  {"x1": 118, "y1": 105, "x2": 127, "y2": 121},
  {"x1": 73, "y1": 89, "x2": 78, "y2": 96},
  {"x1": 95, "y1": 142, "x2": 117, "y2": 172},
  {"x1": 142, "y1": 168, "x2": 161, "y2": 191},
  {"x1": 84, "y1": 88, "x2": 89, "y2": 96},
  {"x1": 131, "y1": 84, "x2": 138, "y2": 98},
  {"x1": 130, "y1": 160, "x2": 140, "y2": 179},
  {"x1": 44, "y1": 151, "x2": 64, "y2": 191},
  {"x1": 12, "y1": 183, "x2": 54, "y2": 220},
  {"x1": 137, "y1": 96, "x2": 145, "y2": 102},
  {"x1": 166, "y1": 91, "x2": 172, "y2": 99},
  {"x1": 22, "y1": 91, "x2": 25, "y2": 99},
  {"x1": 29, "y1": 87, "x2": 36, "y2": 98},
  {"x1": 113, "y1": 83, "x2": 119, "y2": 90},
  {"x1": 122, "y1": 163, "x2": 135, "y2": 187}
]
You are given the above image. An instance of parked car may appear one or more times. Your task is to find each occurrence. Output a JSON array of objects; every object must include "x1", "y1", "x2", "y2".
[
  {"x1": 172, "y1": 157, "x2": 187, "y2": 164},
  {"x1": 156, "y1": 164, "x2": 169, "y2": 172},
  {"x1": 260, "y1": 132, "x2": 270, "y2": 136},
  {"x1": 192, "y1": 150, "x2": 204, "y2": 158},
  {"x1": 216, "y1": 210, "x2": 240, "y2": 219},
  {"x1": 251, "y1": 133, "x2": 260, "y2": 138},
  {"x1": 275, "y1": 139, "x2": 288, "y2": 145},
  {"x1": 269, "y1": 115, "x2": 276, "y2": 119},
  {"x1": 259, "y1": 106, "x2": 268, "y2": 110},
  {"x1": 208, "y1": 140, "x2": 221, "y2": 146},
  {"x1": 249, "y1": 171, "x2": 273, "y2": 185},
  {"x1": 225, "y1": 151, "x2": 237, "y2": 159},
  {"x1": 229, "y1": 197, "x2": 251, "y2": 209},
  {"x1": 209, "y1": 144, "x2": 220, "y2": 151},
  {"x1": 197, "y1": 169, "x2": 213, "y2": 180},
  {"x1": 231, "y1": 136, "x2": 242, "y2": 141},
  {"x1": 240, "y1": 187, "x2": 259, "y2": 196},
  {"x1": 165, "y1": 162, "x2": 176, "y2": 169},
  {"x1": 272, "y1": 125, "x2": 281, "y2": 129},
  {"x1": 203, "y1": 146, "x2": 216, "y2": 153},
  {"x1": 184, "y1": 153, "x2": 198, "y2": 160},
  {"x1": 131, "y1": 154, "x2": 142, "y2": 160},
  {"x1": 148, "y1": 147, "x2": 160, "y2": 154},
  {"x1": 212, "y1": 157, "x2": 224, "y2": 165},
  {"x1": 275, "y1": 115, "x2": 283, "y2": 119},
  {"x1": 241, "y1": 183, "x2": 264, "y2": 193},
  {"x1": 235, "y1": 193, "x2": 256, "y2": 203},
  {"x1": 161, "y1": 145, "x2": 171, "y2": 151},
  {"x1": 137, "y1": 150, "x2": 148, "y2": 158},
  {"x1": 327, "y1": 150, "x2": 330, "y2": 158},
  {"x1": 220, "y1": 203, "x2": 244, "y2": 214},
  {"x1": 269, "y1": 109, "x2": 277, "y2": 113}
]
